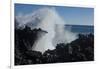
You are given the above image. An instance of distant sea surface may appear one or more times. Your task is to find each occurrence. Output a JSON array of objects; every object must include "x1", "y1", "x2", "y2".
[{"x1": 65, "y1": 25, "x2": 94, "y2": 34}]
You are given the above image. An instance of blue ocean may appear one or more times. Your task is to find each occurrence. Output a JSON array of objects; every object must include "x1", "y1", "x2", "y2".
[{"x1": 65, "y1": 25, "x2": 94, "y2": 34}]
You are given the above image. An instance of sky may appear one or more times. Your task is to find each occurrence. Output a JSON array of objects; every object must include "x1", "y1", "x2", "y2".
[{"x1": 15, "y1": 3, "x2": 94, "y2": 26}]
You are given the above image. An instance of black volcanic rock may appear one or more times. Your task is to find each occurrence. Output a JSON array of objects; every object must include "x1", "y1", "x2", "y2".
[
  {"x1": 15, "y1": 26, "x2": 47, "y2": 65},
  {"x1": 15, "y1": 26, "x2": 94, "y2": 65}
]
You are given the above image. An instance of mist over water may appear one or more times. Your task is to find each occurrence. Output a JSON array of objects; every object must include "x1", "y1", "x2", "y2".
[{"x1": 15, "y1": 7, "x2": 78, "y2": 53}]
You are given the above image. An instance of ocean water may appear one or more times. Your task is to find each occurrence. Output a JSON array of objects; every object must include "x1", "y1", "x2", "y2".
[{"x1": 65, "y1": 25, "x2": 94, "y2": 34}]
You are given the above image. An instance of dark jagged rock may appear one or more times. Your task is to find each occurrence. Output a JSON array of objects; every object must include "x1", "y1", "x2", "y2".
[{"x1": 15, "y1": 26, "x2": 94, "y2": 65}]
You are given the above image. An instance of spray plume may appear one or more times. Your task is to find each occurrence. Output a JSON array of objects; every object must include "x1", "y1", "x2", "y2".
[{"x1": 15, "y1": 7, "x2": 78, "y2": 53}]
